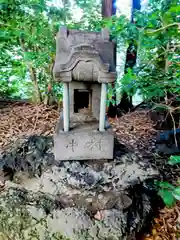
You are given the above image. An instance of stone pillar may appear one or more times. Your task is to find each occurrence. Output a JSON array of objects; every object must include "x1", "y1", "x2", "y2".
[
  {"x1": 63, "y1": 82, "x2": 70, "y2": 132},
  {"x1": 99, "y1": 83, "x2": 107, "y2": 131}
]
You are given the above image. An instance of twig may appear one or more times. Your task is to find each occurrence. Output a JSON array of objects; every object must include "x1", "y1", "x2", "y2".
[
  {"x1": 146, "y1": 23, "x2": 180, "y2": 34},
  {"x1": 169, "y1": 111, "x2": 178, "y2": 147},
  {"x1": 33, "y1": 106, "x2": 39, "y2": 132}
]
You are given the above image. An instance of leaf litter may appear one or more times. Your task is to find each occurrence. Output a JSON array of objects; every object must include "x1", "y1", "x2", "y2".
[{"x1": 0, "y1": 102, "x2": 59, "y2": 151}]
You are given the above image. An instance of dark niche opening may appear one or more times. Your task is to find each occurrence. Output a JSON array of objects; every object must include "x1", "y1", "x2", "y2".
[{"x1": 74, "y1": 89, "x2": 92, "y2": 113}]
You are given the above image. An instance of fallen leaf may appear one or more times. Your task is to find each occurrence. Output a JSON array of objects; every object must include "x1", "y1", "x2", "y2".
[{"x1": 94, "y1": 210, "x2": 105, "y2": 221}]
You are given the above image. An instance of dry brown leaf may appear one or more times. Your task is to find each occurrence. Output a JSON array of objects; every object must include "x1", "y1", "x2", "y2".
[
  {"x1": 110, "y1": 110, "x2": 157, "y2": 157},
  {"x1": 144, "y1": 202, "x2": 180, "y2": 240},
  {"x1": 0, "y1": 103, "x2": 59, "y2": 149}
]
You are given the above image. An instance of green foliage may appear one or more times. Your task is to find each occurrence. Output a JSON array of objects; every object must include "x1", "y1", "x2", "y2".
[
  {"x1": 120, "y1": 68, "x2": 137, "y2": 97},
  {"x1": 0, "y1": 0, "x2": 101, "y2": 102},
  {"x1": 168, "y1": 155, "x2": 180, "y2": 165},
  {"x1": 155, "y1": 155, "x2": 180, "y2": 207},
  {"x1": 107, "y1": 84, "x2": 116, "y2": 106},
  {"x1": 158, "y1": 188, "x2": 176, "y2": 206},
  {"x1": 113, "y1": 0, "x2": 180, "y2": 104},
  {"x1": 156, "y1": 181, "x2": 180, "y2": 207},
  {"x1": 1, "y1": 0, "x2": 56, "y2": 101},
  {"x1": 1, "y1": 0, "x2": 179, "y2": 106},
  {"x1": 0, "y1": 79, "x2": 23, "y2": 99}
]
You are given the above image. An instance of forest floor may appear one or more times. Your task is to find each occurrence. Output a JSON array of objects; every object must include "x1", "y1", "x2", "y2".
[{"x1": 0, "y1": 101, "x2": 179, "y2": 240}]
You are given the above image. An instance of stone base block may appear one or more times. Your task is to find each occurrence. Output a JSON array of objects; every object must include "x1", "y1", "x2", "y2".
[{"x1": 54, "y1": 122, "x2": 114, "y2": 161}]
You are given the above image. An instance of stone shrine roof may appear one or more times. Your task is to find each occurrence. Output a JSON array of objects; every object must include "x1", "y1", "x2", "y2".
[{"x1": 53, "y1": 27, "x2": 116, "y2": 83}]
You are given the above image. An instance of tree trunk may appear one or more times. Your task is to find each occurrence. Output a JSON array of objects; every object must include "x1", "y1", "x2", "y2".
[
  {"x1": 19, "y1": 37, "x2": 42, "y2": 104},
  {"x1": 102, "y1": 0, "x2": 117, "y2": 118},
  {"x1": 102, "y1": 0, "x2": 112, "y2": 17},
  {"x1": 117, "y1": 0, "x2": 141, "y2": 113},
  {"x1": 29, "y1": 66, "x2": 42, "y2": 103},
  {"x1": 43, "y1": 59, "x2": 56, "y2": 105}
]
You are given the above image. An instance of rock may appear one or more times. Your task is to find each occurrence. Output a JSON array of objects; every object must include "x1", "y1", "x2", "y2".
[
  {"x1": 0, "y1": 183, "x2": 157, "y2": 240},
  {"x1": 155, "y1": 129, "x2": 180, "y2": 155},
  {"x1": 115, "y1": 194, "x2": 132, "y2": 210},
  {"x1": 0, "y1": 135, "x2": 54, "y2": 178},
  {"x1": 156, "y1": 143, "x2": 180, "y2": 155},
  {"x1": 156, "y1": 129, "x2": 180, "y2": 142},
  {"x1": 0, "y1": 180, "x2": 5, "y2": 191},
  {"x1": 56, "y1": 194, "x2": 75, "y2": 208},
  {"x1": 0, "y1": 135, "x2": 160, "y2": 240}
]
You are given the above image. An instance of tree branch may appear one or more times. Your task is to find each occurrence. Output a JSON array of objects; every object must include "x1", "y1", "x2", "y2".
[{"x1": 146, "y1": 23, "x2": 180, "y2": 34}]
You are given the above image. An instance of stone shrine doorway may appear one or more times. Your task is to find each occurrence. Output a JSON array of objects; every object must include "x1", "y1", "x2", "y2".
[{"x1": 74, "y1": 89, "x2": 92, "y2": 113}]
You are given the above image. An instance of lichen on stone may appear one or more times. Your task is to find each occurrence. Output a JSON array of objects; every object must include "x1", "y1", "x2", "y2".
[{"x1": 0, "y1": 188, "x2": 70, "y2": 240}]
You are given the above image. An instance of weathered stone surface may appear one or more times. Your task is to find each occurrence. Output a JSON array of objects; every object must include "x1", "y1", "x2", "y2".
[
  {"x1": 0, "y1": 136, "x2": 54, "y2": 176},
  {"x1": 53, "y1": 28, "x2": 116, "y2": 83},
  {"x1": 54, "y1": 122, "x2": 114, "y2": 160},
  {"x1": 0, "y1": 135, "x2": 160, "y2": 240},
  {"x1": 53, "y1": 27, "x2": 116, "y2": 161},
  {"x1": 68, "y1": 81, "x2": 101, "y2": 122}
]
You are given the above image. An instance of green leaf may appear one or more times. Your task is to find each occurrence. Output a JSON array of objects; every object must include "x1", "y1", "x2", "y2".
[
  {"x1": 24, "y1": 52, "x2": 35, "y2": 61},
  {"x1": 173, "y1": 187, "x2": 180, "y2": 201},
  {"x1": 169, "y1": 5, "x2": 180, "y2": 13},
  {"x1": 168, "y1": 156, "x2": 180, "y2": 165},
  {"x1": 158, "y1": 181, "x2": 175, "y2": 190},
  {"x1": 158, "y1": 189, "x2": 176, "y2": 207}
]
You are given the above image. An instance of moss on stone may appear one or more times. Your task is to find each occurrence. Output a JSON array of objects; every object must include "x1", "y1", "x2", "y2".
[{"x1": 0, "y1": 188, "x2": 70, "y2": 240}]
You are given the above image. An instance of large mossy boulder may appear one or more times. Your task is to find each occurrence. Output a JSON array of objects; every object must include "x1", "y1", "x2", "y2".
[{"x1": 0, "y1": 136, "x2": 160, "y2": 240}]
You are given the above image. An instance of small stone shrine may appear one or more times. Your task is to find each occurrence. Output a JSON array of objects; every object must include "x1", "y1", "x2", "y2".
[{"x1": 53, "y1": 27, "x2": 116, "y2": 160}]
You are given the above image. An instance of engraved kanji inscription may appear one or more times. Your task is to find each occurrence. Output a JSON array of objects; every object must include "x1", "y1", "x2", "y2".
[
  {"x1": 66, "y1": 139, "x2": 78, "y2": 152},
  {"x1": 84, "y1": 137, "x2": 102, "y2": 151}
]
